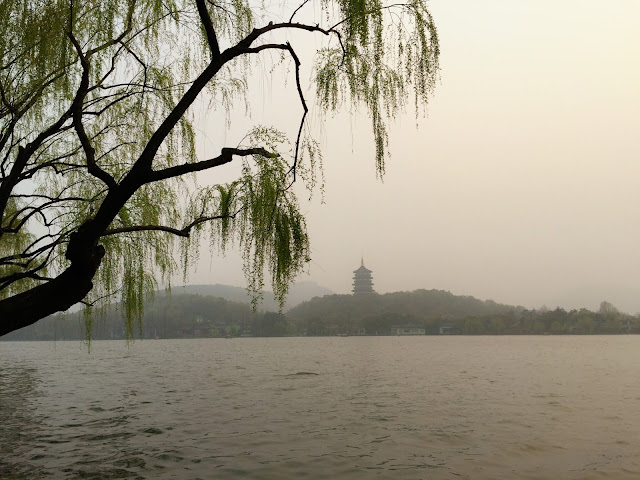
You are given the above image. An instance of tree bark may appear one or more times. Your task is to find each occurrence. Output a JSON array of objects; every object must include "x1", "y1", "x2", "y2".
[{"x1": 0, "y1": 244, "x2": 104, "y2": 336}]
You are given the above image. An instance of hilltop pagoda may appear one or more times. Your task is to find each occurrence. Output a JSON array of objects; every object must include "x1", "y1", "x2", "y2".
[{"x1": 352, "y1": 259, "x2": 375, "y2": 295}]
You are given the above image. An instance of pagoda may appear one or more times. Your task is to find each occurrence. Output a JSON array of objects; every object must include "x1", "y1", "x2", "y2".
[{"x1": 352, "y1": 258, "x2": 375, "y2": 295}]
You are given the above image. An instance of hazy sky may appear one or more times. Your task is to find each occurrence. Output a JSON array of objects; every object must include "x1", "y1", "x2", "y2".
[{"x1": 187, "y1": 0, "x2": 640, "y2": 312}]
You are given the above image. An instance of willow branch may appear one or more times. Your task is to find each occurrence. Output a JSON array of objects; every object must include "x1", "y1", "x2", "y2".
[
  {"x1": 102, "y1": 224, "x2": 192, "y2": 237},
  {"x1": 196, "y1": 0, "x2": 221, "y2": 60},
  {"x1": 243, "y1": 43, "x2": 307, "y2": 182},
  {"x1": 102, "y1": 210, "x2": 242, "y2": 238},
  {"x1": 329, "y1": 3, "x2": 408, "y2": 30},
  {"x1": 289, "y1": 0, "x2": 311, "y2": 22},
  {"x1": 147, "y1": 147, "x2": 276, "y2": 183},
  {"x1": 68, "y1": 32, "x2": 117, "y2": 189}
]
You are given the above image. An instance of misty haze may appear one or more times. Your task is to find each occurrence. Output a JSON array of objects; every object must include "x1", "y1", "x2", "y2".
[{"x1": 2, "y1": 0, "x2": 640, "y2": 479}]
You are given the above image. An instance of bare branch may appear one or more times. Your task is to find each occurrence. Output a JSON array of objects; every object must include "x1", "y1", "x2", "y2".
[
  {"x1": 286, "y1": 43, "x2": 307, "y2": 182},
  {"x1": 0, "y1": 271, "x2": 52, "y2": 292},
  {"x1": 67, "y1": 31, "x2": 118, "y2": 189},
  {"x1": 243, "y1": 42, "x2": 308, "y2": 182},
  {"x1": 235, "y1": 22, "x2": 332, "y2": 52},
  {"x1": 102, "y1": 224, "x2": 191, "y2": 237},
  {"x1": 148, "y1": 147, "x2": 276, "y2": 183},
  {"x1": 289, "y1": 0, "x2": 311, "y2": 22},
  {"x1": 102, "y1": 209, "x2": 242, "y2": 239},
  {"x1": 196, "y1": 0, "x2": 221, "y2": 60}
]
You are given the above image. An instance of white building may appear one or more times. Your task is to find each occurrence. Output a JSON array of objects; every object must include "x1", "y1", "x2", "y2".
[{"x1": 391, "y1": 325, "x2": 425, "y2": 335}]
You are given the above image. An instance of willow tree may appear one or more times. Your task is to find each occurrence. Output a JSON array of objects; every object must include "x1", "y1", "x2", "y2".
[{"x1": 0, "y1": 0, "x2": 439, "y2": 337}]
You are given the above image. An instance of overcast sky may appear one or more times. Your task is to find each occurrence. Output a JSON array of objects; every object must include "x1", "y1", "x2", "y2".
[{"x1": 186, "y1": 0, "x2": 640, "y2": 313}]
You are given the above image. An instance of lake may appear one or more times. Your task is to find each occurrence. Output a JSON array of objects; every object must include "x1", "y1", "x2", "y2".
[{"x1": 1, "y1": 336, "x2": 640, "y2": 479}]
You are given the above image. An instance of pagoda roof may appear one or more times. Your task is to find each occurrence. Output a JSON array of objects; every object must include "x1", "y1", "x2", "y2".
[
  {"x1": 354, "y1": 258, "x2": 372, "y2": 274},
  {"x1": 353, "y1": 265, "x2": 372, "y2": 274}
]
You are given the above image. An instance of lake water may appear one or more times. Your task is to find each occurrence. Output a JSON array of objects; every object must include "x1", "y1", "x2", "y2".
[{"x1": 1, "y1": 336, "x2": 640, "y2": 479}]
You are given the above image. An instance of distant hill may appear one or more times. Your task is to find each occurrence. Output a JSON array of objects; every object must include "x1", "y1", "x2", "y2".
[
  {"x1": 5, "y1": 286, "x2": 638, "y2": 341},
  {"x1": 168, "y1": 281, "x2": 333, "y2": 311},
  {"x1": 166, "y1": 284, "x2": 258, "y2": 304},
  {"x1": 2, "y1": 293, "x2": 255, "y2": 341},
  {"x1": 2, "y1": 281, "x2": 333, "y2": 341},
  {"x1": 285, "y1": 281, "x2": 334, "y2": 310},
  {"x1": 289, "y1": 288, "x2": 520, "y2": 319},
  {"x1": 287, "y1": 289, "x2": 522, "y2": 334}
]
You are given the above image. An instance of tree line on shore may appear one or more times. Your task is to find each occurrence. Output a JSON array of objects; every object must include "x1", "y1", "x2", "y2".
[
  {"x1": 3, "y1": 288, "x2": 638, "y2": 341},
  {"x1": 286, "y1": 293, "x2": 638, "y2": 335}
]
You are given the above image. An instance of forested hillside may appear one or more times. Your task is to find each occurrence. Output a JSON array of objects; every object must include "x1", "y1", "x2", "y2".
[
  {"x1": 287, "y1": 289, "x2": 520, "y2": 334},
  {"x1": 287, "y1": 292, "x2": 640, "y2": 335},
  {"x1": 5, "y1": 288, "x2": 638, "y2": 340},
  {"x1": 167, "y1": 281, "x2": 333, "y2": 311}
]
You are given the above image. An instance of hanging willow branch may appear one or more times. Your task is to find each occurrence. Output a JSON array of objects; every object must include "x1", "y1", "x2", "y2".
[{"x1": 0, "y1": 0, "x2": 439, "y2": 338}]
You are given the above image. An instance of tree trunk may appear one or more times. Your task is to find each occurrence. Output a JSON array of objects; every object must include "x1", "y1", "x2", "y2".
[{"x1": 0, "y1": 245, "x2": 104, "y2": 336}]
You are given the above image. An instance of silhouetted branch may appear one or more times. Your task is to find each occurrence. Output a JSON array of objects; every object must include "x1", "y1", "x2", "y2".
[
  {"x1": 102, "y1": 209, "x2": 243, "y2": 238},
  {"x1": 148, "y1": 147, "x2": 276, "y2": 183}
]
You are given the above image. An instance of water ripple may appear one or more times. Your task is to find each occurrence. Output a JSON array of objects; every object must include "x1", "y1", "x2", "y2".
[{"x1": 1, "y1": 337, "x2": 640, "y2": 479}]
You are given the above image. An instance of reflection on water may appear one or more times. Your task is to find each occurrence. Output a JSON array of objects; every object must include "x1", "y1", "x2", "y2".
[{"x1": 1, "y1": 336, "x2": 640, "y2": 479}]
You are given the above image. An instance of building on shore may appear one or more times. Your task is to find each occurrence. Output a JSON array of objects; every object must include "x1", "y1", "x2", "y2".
[
  {"x1": 352, "y1": 258, "x2": 375, "y2": 295},
  {"x1": 391, "y1": 325, "x2": 426, "y2": 335},
  {"x1": 439, "y1": 321, "x2": 460, "y2": 335}
]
